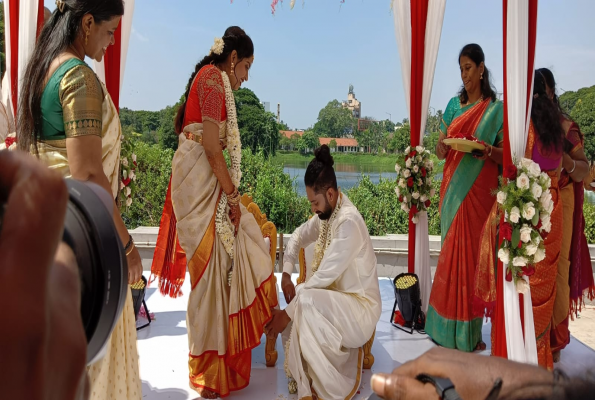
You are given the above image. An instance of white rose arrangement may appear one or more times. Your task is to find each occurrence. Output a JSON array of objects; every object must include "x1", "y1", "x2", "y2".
[
  {"x1": 394, "y1": 146, "x2": 434, "y2": 224},
  {"x1": 496, "y1": 158, "x2": 554, "y2": 291}
]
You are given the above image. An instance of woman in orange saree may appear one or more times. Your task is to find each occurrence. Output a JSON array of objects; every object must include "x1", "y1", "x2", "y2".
[
  {"x1": 538, "y1": 69, "x2": 593, "y2": 363},
  {"x1": 151, "y1": 27, "x2": 278, "y2": 399},
  {"x1": 426, "y1": 44, "x2": 504, "y2": 352},
  {"x1": 476, "y1": 72, "x2": 566, "y2": 370}
]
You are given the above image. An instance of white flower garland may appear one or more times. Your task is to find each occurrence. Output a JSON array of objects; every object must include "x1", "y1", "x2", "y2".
[{"x1": 215, "y1": 70, "x2": 243, "y2": 259}]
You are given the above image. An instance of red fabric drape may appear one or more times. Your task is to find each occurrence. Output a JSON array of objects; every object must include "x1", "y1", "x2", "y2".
[
  {"x1": 36, "y1": 1, "x2": 44, "y2": 37},
  {"x1": 103, "y1": 22, "x2": 122, "y2": 112},
  {"x1": 407, "y1": 0, "x2": 429, "y2": 273},
  {"x1": 9, "y1": 0, "x2": 19, "y2": 114},
  {"x1": 6, "y1": 0, "x2": 45, "y2": 117},
  {"x1": 494, "y1": 0, "x2": 539, "y2": 360}
]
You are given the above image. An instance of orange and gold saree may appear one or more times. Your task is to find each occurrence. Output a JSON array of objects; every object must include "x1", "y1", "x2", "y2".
[
  {"x1": 151, "y1": 65, "x2": 278, "y2": 397},
  {"x1": 425, "y1": 97, "x2": 503, "y2": 352}
]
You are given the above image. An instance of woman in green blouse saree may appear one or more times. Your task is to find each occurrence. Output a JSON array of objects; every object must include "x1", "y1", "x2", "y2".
[
  {"x1": 425, "y1": 44, "x2": 504, "y2": 352},
  {"x1": 17, "y1": 2, "x2": 141, "y2": 399}
]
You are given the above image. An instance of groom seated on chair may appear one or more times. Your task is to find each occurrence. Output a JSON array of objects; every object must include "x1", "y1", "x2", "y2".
[{"x1": 265, "y1": 145, "x2": 382, "y2": 400}]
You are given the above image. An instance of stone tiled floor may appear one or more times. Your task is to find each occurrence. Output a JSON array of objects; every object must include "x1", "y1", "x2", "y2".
[{"x1": 136, "y1": 274, "x2": 595, "y2": 399}]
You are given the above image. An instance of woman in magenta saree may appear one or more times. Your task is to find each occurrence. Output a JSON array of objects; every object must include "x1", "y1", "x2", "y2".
[
  {"x1": 426, "y1": 44, "x2": 504, "y2": 352},
  {"x1": 538, "y1": 69, "x2": 594, "y2": 362}
]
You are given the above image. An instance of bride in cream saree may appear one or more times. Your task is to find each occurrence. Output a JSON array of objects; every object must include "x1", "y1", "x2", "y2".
[{"x1": 151, "y1": 62, "x2": 278, "y2": 398}]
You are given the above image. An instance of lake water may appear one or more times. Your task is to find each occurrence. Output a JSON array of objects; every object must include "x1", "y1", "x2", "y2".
[
  {"x1": 283, "y1": 159, "x2": 445, "y2": 196},
  {"x1": 283, "y1": 160, "x2": 399, "y2": 196},
  {"x1": 283, "y1": 158, "x2": 594, "y2": 202}
]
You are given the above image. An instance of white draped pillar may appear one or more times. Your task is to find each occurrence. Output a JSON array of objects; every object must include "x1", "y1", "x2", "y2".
[
  {"x1": 392, "y1": 0, "x2": 446, "y2": 313},
  {"x1": 502, "y1": 0, "x2": 538, "y2": 365}
]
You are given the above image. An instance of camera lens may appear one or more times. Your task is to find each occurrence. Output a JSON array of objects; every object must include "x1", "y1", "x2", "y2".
[{"x1": 64, "y1": 180, "x2": 128, "y2": 365}]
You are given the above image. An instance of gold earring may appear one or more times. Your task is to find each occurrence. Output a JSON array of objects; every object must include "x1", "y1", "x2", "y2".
[
  {"x1": 85, "y1": 30, "x2": 89, "y2": 46},
  {"x1": 480, "y1": 73, "x2": 483, "y2": 80},
  {"x1": 231, "y1": 62, "x2": 235, "y2": 76}
]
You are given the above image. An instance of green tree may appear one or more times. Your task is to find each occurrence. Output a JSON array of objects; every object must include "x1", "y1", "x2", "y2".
[
  {"x1": 239, "y1": 150, "x2": 310, "y2": 233},
  {"x1": 279, "y1": 133, "x2": 292, "y2": 150},
  {"x1": 559, "y1": 86, "x2": 595, "y2": 114},
  {"x1": 235, "y1": 88, "x2": 279, "y2": 156},
  {"x1": 570, "y1": 93, "x2": 595, "y2": 161},
  {"x1": 157, "y1": 104, "x2": 180, "y2": 151},
  {"x1": 313, "y1": 100, "x2": 356, "y2": 138},
  {"x1": 298, "y1": 130, "x2": 319, "y2": 154},
  {"x1": 329, "y1": 139, "x2": 337, "y2": 150},
  {"x1": 388, "y1": 123, "x2": 411, "y2": 153},
  {"x1": 121, "y1": 141, "x2": 175, "y2": 228},
  {"x1": 289, "y1": 133, "x2": 301, "y2": 150},
  {"x1": 423, "y1": 130, "x2": 440, "y2": 153},
  {"x1": 278, "y1": 120, "x2": 290, "y2": 131},
  {"x1": 425, "y1": 108, "x2": 443, "y2": 135}
]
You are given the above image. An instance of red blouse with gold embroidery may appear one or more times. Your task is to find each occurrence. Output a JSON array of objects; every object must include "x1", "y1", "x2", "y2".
[{"x1": 184, "y1": 65, "x2": 227, "y2": 128}]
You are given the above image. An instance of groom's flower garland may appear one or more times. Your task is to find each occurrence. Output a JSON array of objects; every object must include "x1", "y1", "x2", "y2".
[
  {"x1": 310, "y1": 193, "x2": 343, "y2": 276},
  {"x1": 284, "y1": 193, "x2": 343, "y2": 394},
  {"x1": 215, "y1": 70, "x2": 243, "y2": 259}
]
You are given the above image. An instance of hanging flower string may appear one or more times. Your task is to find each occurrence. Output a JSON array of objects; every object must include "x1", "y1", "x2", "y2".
[
  {"x1": 119, "y1": 133, "x2": 139, "y2": 212},
  {"x1": 214, "y1": 69, "x2": 242, "y2": 259},
  {"x1": 394, "y1": 146, "x2": 435, "y2": 224}
]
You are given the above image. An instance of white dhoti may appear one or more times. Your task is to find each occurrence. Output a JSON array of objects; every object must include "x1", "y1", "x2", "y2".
[
  {"x1": 282, "y1": 195, "x2": 382, "y2": 400},
  {"x1": 285, "y1": 285, "x2": 377, "y2": 400}
]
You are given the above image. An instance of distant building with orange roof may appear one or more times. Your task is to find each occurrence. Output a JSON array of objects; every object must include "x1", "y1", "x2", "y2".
[{"x1": 319, "y1": 137, "x2": 362, "y2": 153}]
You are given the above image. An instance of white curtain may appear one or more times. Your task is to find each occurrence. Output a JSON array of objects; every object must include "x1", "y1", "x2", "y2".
[
  {"x1": 119, "y1": 0, "x2": 135, "y2": 89},
  {"x1": 418, "y1": 0, "x2": 445, "y2": 145},
  {"x1": 503, "y1": 0, "x2": 538, "y2": 365},
  {"x1": 18, "y1": 0, "x2": 40, "y2": 96},
  {"x1": 392, "y1": 0, "x2": 446, "y2": 313},
  {"x1": 393, "y1": 0, "x2": 411, "y2": 114}
]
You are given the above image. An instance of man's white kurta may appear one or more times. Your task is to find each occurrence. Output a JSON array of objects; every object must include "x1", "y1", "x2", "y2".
[{"x1": 282, "y1": 195, "x2": 381, "y2": 400}]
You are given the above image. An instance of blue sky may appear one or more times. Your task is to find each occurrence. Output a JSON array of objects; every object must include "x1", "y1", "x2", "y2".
[{"x1": 45, "y1": 0, "x2": 595, "y2": 130}]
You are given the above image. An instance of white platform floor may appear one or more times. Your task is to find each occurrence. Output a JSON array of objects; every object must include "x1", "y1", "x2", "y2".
[{"x1": 136, "y1": 273, "x2": 595, "y2": 400}]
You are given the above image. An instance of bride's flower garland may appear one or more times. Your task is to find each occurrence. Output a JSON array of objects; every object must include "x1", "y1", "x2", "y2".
[
  {"x1": 310, "y1": 193, "x2": 343, "y2": 276},
  {"x1": 215, "y1": 70, "x2": 242, "y2": 259},
  {"x1": 284, "y1": 193, "x2": 343, "y2": 393}
]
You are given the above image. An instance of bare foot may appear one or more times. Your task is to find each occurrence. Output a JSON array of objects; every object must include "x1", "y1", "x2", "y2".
[
  {"x1": 196, "y1": 388, "x2": 219, "y2": 399},
  {"x1": 553, "y1": 351, "x2": 561, "y2": 363},
  {"x1": 474, "y1": 341, "x2": 487, "y2": 351}
]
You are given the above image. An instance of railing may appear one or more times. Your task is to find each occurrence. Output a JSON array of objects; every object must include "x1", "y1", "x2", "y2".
[{"x1": 131, "y1": 227, "x2": 595, "y2": 278}]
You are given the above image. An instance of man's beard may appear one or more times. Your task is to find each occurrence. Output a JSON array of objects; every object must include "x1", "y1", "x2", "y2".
[{"x1": 317, "y1": 199, "x2": 333, "y2": 220}]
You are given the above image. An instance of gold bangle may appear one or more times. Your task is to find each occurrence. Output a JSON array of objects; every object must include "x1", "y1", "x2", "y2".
[
  {"x1": 227, "y1": 188, "x2": 241, "y2": 205},
  {"x1": 126, "y1": 242, "x2": 136, "y2": 256}
]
